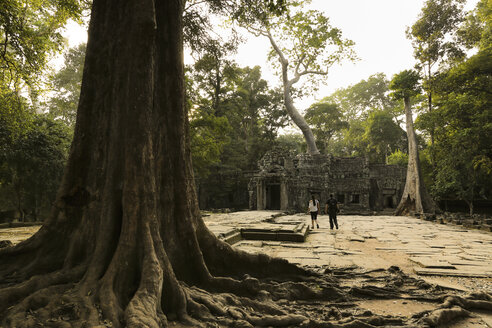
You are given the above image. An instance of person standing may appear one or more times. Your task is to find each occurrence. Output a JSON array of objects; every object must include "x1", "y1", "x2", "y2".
[
  {"x1": 308, "y1": 195, "x2": 320, "y2": 229},
  {"x1": 325, "y1": 194, "x2": 339, "y2": 230}
]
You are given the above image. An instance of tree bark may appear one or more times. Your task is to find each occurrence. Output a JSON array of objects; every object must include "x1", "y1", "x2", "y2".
[
  {"x1": 395, "y1": 97, "x2": 439, "y2": 216},
  {"x1": 281, "y1": 63, "x2": 319, "y2": 155},
  {"x1": 0, "y1": 1, "x2": 307, "y2": 326},
  {"x1": 265, "y1": 30, "x2": 319, "y2": 155}
]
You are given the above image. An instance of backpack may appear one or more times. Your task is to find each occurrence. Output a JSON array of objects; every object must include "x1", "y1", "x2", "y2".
[{"x1": 328, "y1": 198, "x2": 338, "y2": 212}]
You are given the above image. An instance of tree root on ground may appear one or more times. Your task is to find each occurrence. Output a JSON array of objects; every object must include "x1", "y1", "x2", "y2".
[{"x1": 416, "y1": 292, "x2": 492, "y2": 326}]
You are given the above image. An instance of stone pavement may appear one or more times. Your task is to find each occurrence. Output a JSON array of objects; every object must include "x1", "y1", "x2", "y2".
[
  {"x1": 204, "y1": 211, "x2": 492, "y2": 291},
  {"x1": 2, "y1": 211, "x2": 492, "y2": 289}
]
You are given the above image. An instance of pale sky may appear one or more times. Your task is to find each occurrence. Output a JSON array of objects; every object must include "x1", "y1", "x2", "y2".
[{"x1": 62, "y1": 0, "x2": 479, "y2": 109}]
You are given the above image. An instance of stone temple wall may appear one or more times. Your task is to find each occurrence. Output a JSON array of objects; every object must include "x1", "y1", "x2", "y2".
[{"x1": 249, "y1": 150, "x2": 406, "y2": 213}]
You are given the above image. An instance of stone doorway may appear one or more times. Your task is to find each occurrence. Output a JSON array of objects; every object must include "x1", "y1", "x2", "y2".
[
  {"x1": 384, "y1": 196, "x2": 394, "y2": 208},
  {"x1": 266, "y1": 184, "x2": 281, "y2": 210}
]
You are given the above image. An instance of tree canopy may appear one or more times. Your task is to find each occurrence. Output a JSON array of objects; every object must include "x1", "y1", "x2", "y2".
[
  {"x1": 0, "y1": 0, "x2": 86, "y2": 90},
  {"x1": 240, "y1": 0, "x2": 356, "y2": 154}
]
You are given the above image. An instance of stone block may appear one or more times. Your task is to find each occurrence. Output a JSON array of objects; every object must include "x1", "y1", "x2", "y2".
[
  {"x1": 414, "y1": 267, "x2": 492, "y2": 278},
  {"x1": 222, "y1": 231, "x2": 242, "y2": 245},
  {"x1": 409, "y1": 256, "x2": 455, "y2": 269}
]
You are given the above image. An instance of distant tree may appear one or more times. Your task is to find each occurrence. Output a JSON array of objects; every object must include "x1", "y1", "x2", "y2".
[
  {"x1": 0, "y1": 116, "x2": 71, "y2": 220},
  {"x1": 407, "y1": 0, "x2": 467, "y2": 151},
  {"x1": 240, "y1": 2, "x2": 356, "y2": 154},
  {"x1": 189, "y1": 108, "x2": 231, "y2": 179},
  {"x1": 333, "y1": 119, "x2": 367, "y2": 157},
  {"x1": 219, "y1": 65, "x2": 287, "y2": 170},
  {"x1": 324, "y1": 73, "x2": 400, "y2": 121},
  {"x1": 0, "y1": 0, "x2": 86, "y2": 91},
  {"x1": 430, "y1": 48, "x2": 492, "y2": 215},
  {"x1": 189, "y1": 59, "x2": 287, "y2": 208},
  {"x1": 190, "y1": 40, "x2": 239, "y2": 115},
  {"x1": 275, "y1": 133, "x2": 306, "y2": 154},
  {"x1": 304, "y1": 102, "x2": 348, "y2": 154},
  {"x1": 363, "y1": 110, "x2": 406, "y2": 164},
  {"x1": 412, "y1": 0, "x2": 491, "y2": 215},
  {"x1": 321, "y1": 73, "x2": 405, "y2": 159},
  {"x1": 390, "y1": 69, "x2": 439, "y2": 215},
  {"x1": 47, "y1": 43, "x2": 87, "y2": 127},
  {"x1": 387, "y1": 150, "x2": 409, "y2": 167},
  {"x1": 189, "y1": 62, "x2": 286, "y2": 178}
]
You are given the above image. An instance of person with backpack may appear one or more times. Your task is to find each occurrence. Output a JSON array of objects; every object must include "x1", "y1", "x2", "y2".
[
  {"x1": 325, "y1": 194, "x2": 339, "y2": 230},
  {"x1": 307, "y1": 195, "x2": 320, "y2": 229}
]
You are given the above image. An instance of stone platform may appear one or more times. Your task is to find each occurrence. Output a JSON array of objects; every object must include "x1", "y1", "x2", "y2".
[
  {"x1": 204, "y1": 211, "x2": 309, "y2": 243},
  {"x1": 204, "y1": 211, "x2": 492, "y2": 288}
]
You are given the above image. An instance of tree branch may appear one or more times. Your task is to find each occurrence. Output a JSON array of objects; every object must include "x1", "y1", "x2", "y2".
[
  {"x1": 184, "y1": 0, "x2": 208, "y2": 12},
  {"x1": 265, "y1": 28, "x2": 287, "y2": 66},
  {"x1": 293, "y1": 53, "x2": 305, "y2": 76}
]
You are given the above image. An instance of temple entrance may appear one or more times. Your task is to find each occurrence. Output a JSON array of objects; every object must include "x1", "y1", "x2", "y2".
[
  {"x1": 266, "y1": 184, "x2": 281, "y2": 210},
  {"x1": 384, "y1": 196, "x2": 394, "y2": 208}
]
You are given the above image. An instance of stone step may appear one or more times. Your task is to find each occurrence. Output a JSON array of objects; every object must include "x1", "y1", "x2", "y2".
[
  {"x1": 414, "y1": 267, "x2": 492, "y2": 278},
  {"x1": 241, "y1": 223, "x2": 309, "y2": 242},
  {"x1": 409, "y1": 256, "x2": 456, "y2": 269}
]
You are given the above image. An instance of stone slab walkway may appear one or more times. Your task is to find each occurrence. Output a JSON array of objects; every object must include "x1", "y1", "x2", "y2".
[
  {"x1": 2, "y1": 211, "x2": 491, "y2": 292},
  {"x1": 204, "y1": 211, "x2": 492, "y2": 293}
]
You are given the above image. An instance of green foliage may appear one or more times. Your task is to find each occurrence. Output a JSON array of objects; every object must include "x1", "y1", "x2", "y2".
[
  {"x1": 217, "y1": 65, "x2": 287, "y2": 171},
  {"x1": 189, "y1": 108, "x2": 231, "y2": 179},
  {"x1": 331, "y1": 119, "x2": 367, "y2": 157},
  {"x1": 387, "y1": 150, "x2": 408, "y2": 167},
  {"x1": 0, "y1": 85, "x2": 35, "y2": 144},
  {"x1": 275, "y1": 133, "x2": 306, "y2": 154},
  {"x1": 324, "y1": 73, "x2": 400, "y2": 120},
  {"x1": 47, "y1": 43, "x2": 86, "y2": 126},
  {"x1": 188, "y1": 43, "x2": 287, "y2": 208},
  {"x1": 316, "y1": 73, "x2": 406, "y2": 161},
  {"x1": 257, "y1": 3, "x2": 356, "y2": 95},
  {"x1": 0, "y1": 0, "x2": 86, "y2": 90},
  {"x1": 188, "y1": 47, "x2": 287, "y2": 180},
  {"x1": 304, "y1": 101, "x2": 348, "y2": 153},
  {"x1": 363, "y1": 110, "x2": 407, "y2": 163},
  {"x1": 407, "y1": 0, "x2": 467, "y2": 70},
  {"x1": 183, "y1": 0, "x2": 286, "y2": 54},
  {"x1": 428, "y1": 46, "x2": 492, "y2": 205},
  {"x1": 0, "y1": 115, "x2": 71, "y2": 220},
  {"x1": 389, "y1": 70, "x2": 421, "y2": 101},
  {"x1": 189, "y1": 54, "x2": 288, "y2": 209}
]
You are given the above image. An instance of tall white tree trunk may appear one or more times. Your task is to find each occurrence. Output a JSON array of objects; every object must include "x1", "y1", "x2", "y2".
[
  {"x1": 281, "y1": 63, "x2": 319, "y2": 155},
  {"x1": 396, "y1": 97, "x2": 439, "y2": 215}
]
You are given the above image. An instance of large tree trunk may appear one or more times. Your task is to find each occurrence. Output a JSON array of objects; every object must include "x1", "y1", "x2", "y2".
[
  {"x1": 0, "y1": 1, "x2": 306, "y2": 326},
  {"x1": 282, "y1": 65, "x2": 319, "y2": 155},
  {"x1": 395, "y1": 97, "x2": 439, "y2": 216},
  {"x1": 265, "y1": 31, "x2": 319, "y2": 155}
]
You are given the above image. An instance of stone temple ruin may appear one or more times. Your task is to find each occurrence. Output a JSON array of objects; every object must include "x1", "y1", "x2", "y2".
[{"x1": 248, "y1": 150, "x2": 406, "y2": 213}]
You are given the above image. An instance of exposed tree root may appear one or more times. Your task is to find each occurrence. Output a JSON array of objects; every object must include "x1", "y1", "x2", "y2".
[
  {"x1": 0, "y1": 265, "x2": 85, "y2": 313},
  {"x1": 415, "y1": 292, "x2": 492, "y2": 327},
  {"x1": 420, "y1": 306, "x2": 470, "y2": 326}
]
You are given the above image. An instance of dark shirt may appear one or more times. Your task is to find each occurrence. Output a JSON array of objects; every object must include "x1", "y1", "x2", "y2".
[{"x1": 326, "y1": 198, "x2": 338, "y2": 214}]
